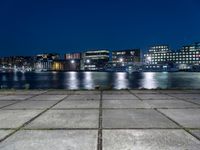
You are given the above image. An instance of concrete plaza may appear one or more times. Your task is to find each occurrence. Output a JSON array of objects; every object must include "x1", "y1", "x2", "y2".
[{"x1": 0, "y1": 89, "x2": 200, "y2": 149}]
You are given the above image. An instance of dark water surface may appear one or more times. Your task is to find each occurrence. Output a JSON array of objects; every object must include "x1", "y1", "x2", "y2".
[{"x1": 0, "y1": 72, "x2": 200, "y2": 89}]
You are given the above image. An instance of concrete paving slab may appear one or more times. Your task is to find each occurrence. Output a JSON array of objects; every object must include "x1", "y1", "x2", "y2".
[
  {"x1": 143, "y1": 100, "x2": 200, "y2": 108},
  {"x1": 158, "y1": 90, "x2": 190, "y2": 94},
  {"x1": 103, "y1": 90, "x2": 130, "y2": 94},
  {"x1": 190, "y1": 130, "x2": 200, "y2": 139},
  {"x1": 3, "y1": 101, "x2": 57, "y2": 109},
  {"x1": 168, "y1": 94, "x2": 200, "y2": 100},
  {"x1": 0, "y1": 91, "x2": 16, "y2": 95},
  {"x1": 53, "y1": 100, "x2": 99, "y2": 109},
  {"x1": 12, "y1": 90, "x2": 47, "y2": 95},
  {"x1": 159, "y1": 109, "x2": 200, "y2": 128},
  {"x1": 0, "y1": 95, "x2": 33, "y2": 101},
  {"x1": 135, "y1": 94, "x2": 176, "y2": 100},
  {"x1": 185, "y1": 99, "x2": 200, "y2": 105},
  {"x1": 29, "y1": 95, "x2": 67, "y2": 101},
  {"x1": 45, "y1": 90, "x2": 74, "y2": 95},
  {"x1": 130, "y1": 90, "x2": 160, "y2": 94},
  {"x1": 27, "y1": 110, "x2": 99, "y2": 129},
  {"x1": 184, "y1": 90, "x2": 200, "y2": 94},
  {"x1": 0, "y1": 130, "x2": 13, "y2": 140},
  {"x1": 102, "y1": 109, "x2": 178, "y2": 128},
  {"x1": 103, "y1": 130, "x2": 200, "y2": 150},
  {"x1": 103, "y1": 94, "x2": 138, "y2": 100},
  {"x1": 102, "y1": 100, "x2": 149, "y2": 109},
  {"x1": 67, "y1": 95, "x2": 100, "y2": 100},
  {"x1": 0, "y1": 130, "x2": 98, "y2": 150},
  {"x1": 74, "y1": 90, "x2": 100, "y2": 95},
  {"x1": 0, "y1": 110, "x2": 42, "y2": 128},
  {"x1": 0, "y1": 101, "x2": 17, "y2": 108}
]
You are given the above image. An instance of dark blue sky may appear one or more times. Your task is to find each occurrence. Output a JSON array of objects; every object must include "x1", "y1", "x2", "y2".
[{"x1": 0, "y1": 0, "x2": 200, "y2": 56}]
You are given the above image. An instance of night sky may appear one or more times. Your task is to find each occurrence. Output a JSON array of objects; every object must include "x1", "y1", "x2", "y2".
[{"x1": 0, "y1": 0, "x2": 200, "y2": 56}]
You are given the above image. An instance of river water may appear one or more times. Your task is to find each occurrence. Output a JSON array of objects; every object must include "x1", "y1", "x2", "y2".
[{"x1": 0, "y1": 72, "x2": 200, "y2": 89}]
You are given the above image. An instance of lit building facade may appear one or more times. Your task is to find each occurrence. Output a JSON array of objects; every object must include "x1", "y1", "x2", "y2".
[
  {"x1": 65, "y1": 53, "x2": 81, "y2": 60},
  {"x1": 52, "y1": 60, "x2": 64, "y2": 71},
  {"x1": 83, "y1": 50, "x2": 109, "y2": 71},
  {"x1": 34, "y1": 60, "x2": 53, "y2": 71},
  {"x1": 64, "y1": 53, "x2": 81, "y2": 71},
  {"x1": 104, "y1": 49, "x2": 141, "y2": 72},
  {"x1": 112, "y1": 49, "x2": 141, "y2": 64},
  {"x1": 144, "y1": 43, "x2": 200, "y2": 70},
  {"x1": 0, "y1": 56, "x2": 34, "y2": 67},
  {"x1": 34, "y1": 53, "x2": 59, "y2": 71},
  {"x1": 0, "y1": 56, "x2": 35, "y2": 72},
  {"x1": 144, "y1": 44, "x2": 200, "y2": 65}
]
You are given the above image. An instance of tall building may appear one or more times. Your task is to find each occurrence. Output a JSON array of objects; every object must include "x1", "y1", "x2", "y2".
[{"x1": 83, "y1": 50, "x2": 109, "y2": 71}]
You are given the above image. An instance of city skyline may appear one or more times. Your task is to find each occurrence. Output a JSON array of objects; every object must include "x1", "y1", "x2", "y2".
[
  {"x1": 0, "y1": 0, "x2": 200, "y2": 56},
  {"x1": 0, "y1": 42, "x2": 199, "y2": 72}
]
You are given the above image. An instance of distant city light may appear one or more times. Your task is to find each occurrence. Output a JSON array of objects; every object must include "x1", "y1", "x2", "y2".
[
  {"x1": 71, "y1": 60, "x2": 75, "y2": 64},
  {"x1": 86, "y1": 59, "x2": 90, "y2": 63},
  {"x1": 119, "y1": 58, "x2": 123, "y2": 62}
]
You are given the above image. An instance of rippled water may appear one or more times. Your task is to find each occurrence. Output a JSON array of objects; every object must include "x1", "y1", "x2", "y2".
[{"x1": 0, "y1": 72, "x2": 200, "y2": 89}]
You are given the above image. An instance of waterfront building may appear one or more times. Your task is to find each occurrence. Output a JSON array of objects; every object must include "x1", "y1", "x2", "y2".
[
  {"x1": 64, "y1": 53, "x2": 81, "y2": 71},
  {"x1": 0, "y1": 56, "x2": 34, "y2": 67},
  {"x1": 82, "y1": 50, "x2": 109, "y2": 71},
  {"x1": 34, "y1": 53, "x2": 60, "y2": 71},
  {"x1": 105, "y1": 49, "x2": 141, "y2": 72},
  {"x1": 52, "y1": 60, "x2": 64, "y2": 71},
  {"x1": 34, "y1": 60, "x2": 53, "y2": 71},
  {"x1": 144, "y1": 43, "x2": 200, "y2": 71},
  {"x1": 112, "y1": 49, "x2": 141, "y2": 64},
  {"x1": 65, "y1": 53, "x2": 81, "y2": 60},
  {"x1": 0, "y1": 56, "x2": 34, "y2": 72}
]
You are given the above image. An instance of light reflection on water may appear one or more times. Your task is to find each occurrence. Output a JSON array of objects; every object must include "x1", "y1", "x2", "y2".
[
  {"x1": 114, "y1": 72, "x2": 129, "y2": 89},
  {"x1": 83, "y1": 72, "x2": 94, "y2": 89},
  {"x1": 141, "y1": 72, "x2": 157, "y2": 89},
  {"x1": 67, "y1": 72, "x2": 79, "y2": 89},
  {"x1": 0, "y1": 72, "x2": 200, "y2": 89}
]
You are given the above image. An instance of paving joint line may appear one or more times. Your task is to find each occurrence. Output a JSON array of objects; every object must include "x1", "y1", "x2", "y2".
[
  {"x1": 0, "y1": 94, "x2": 70, "y2": 143},
  {"x1": 164, "y1": 93, "x2": 200, "y2": 106},
  {"x1": 0, "y1": 92, "x2": 49, "y2": 110},
  {"x1": 1, "y1": 127, "x2": 200, "y2": 130},
  {"x1": 128, "y1": 90, "x2": 143, "y2": 101},
  {"x1": 97, "y1": 90, "x2": 103, "y2": 150},
  {"x1": 4, "y1": 90, "x2": 48, "y2": 96}
]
